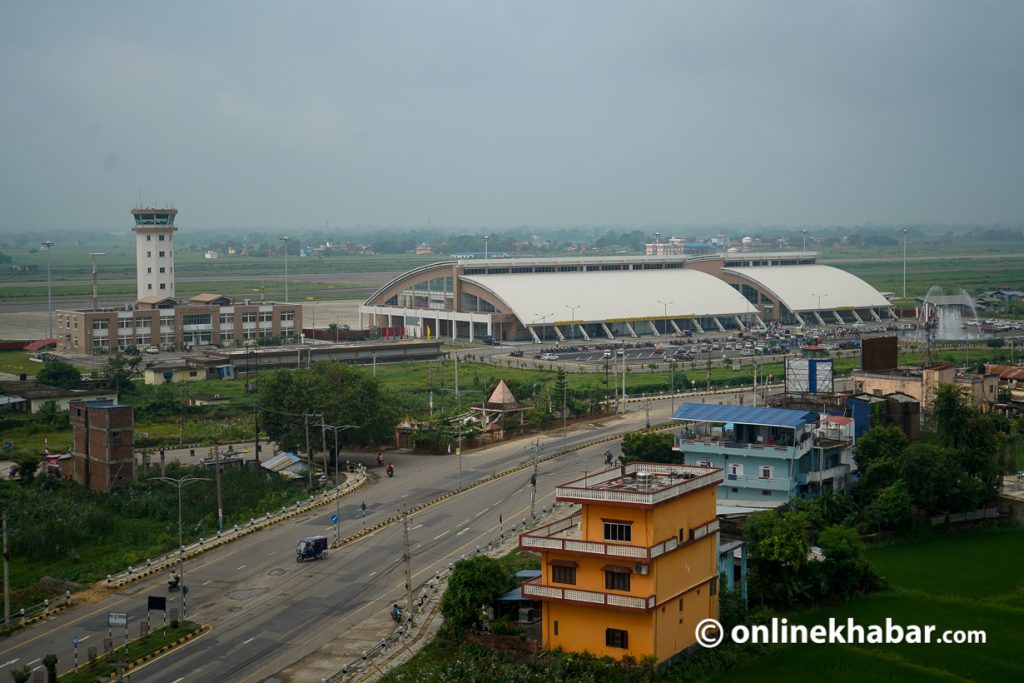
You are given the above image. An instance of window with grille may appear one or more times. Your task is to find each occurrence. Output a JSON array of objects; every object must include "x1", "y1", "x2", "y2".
[
  {"x1": 604, "y1": 570, "x2": 630, "y2": 592},
  {"x1": 603, "y1": 521, "x2": 632, "y2": 542},
  {"x1": 551, "y1": 565, "x2": 576, "y2": 585},
  {"x1": 606, "y1": 628, "x2": 628, "y2": 648}
]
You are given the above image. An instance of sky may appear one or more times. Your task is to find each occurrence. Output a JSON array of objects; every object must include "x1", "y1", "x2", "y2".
[{"x1": 1, "y1": 1, "x2": 1022, "y2": 232}]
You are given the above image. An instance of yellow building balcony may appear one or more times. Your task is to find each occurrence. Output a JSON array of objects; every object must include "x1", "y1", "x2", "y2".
[
  {"x1": 520, "y1": 578, "x2": 656, "y2": 612},
  {"x1": 520, "y1": 511, "x2": 719, "y2": 561}
]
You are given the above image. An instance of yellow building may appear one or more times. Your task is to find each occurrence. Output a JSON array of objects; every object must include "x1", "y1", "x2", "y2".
[{"x1": 520, "y1": 462, "x2": 723, "y2": 663}]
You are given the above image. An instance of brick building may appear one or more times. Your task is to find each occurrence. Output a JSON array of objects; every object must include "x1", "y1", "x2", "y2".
[{"x1": 69, "y1": 398, "x2": 134, "y2": 491}]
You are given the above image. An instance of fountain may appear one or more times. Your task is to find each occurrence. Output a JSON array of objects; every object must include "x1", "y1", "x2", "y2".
[{"x1": 915, "y1": 286, "x2": 988, "y2": 342}]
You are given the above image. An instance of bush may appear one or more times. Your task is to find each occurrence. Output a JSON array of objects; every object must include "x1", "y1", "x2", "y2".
[{"x1": 440, "y1": 556, "x2": 515, "y2": 634}]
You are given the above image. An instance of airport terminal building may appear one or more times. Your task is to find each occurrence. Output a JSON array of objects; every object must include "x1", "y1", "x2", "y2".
[{"x1": 359, "y1": 253, "x2": 893, "y2": 343}]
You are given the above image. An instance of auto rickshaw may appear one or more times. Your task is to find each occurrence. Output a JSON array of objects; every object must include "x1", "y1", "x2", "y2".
[{"x1": 296, "y1": 535, "x2": 329, "y2": 562}]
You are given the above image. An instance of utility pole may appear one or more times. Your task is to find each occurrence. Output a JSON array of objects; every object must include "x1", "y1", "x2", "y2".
[
  {"x1": 213, "y1": 446, "x2": 223, "y2": 532},
  {"x1": 620, "y1": 343, "x2": 627, "y2": 413},
  {"x1": 669, "y1": 360, "x2": 676, "y2": 414},
  {"x1": 530, "y1": 439, "x2": 540, "y2": 519},
  {"x1": 178, "y1": 381, "x2": 185, "y2": 446},
  {"x1": 561, "y1": 373, "x2": 568, "y2": 451},
  {"x1": 3, "y1": 512, "x2": 9, "y2": 626},
  {"x1": 304, "y1": 413, "x2": 312, "y2": 489},
  {"x1": 455, "y1": 351, "x2": 462, "y2": 487},
  {"x1": 402, "y1": 509, "x2": 414, "y2": 622}
]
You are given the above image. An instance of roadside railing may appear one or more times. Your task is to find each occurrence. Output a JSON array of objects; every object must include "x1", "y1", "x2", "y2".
[
  {"x1": 104, "y1": 467, "x2": 367, "y2": 590},
  {"x1": 0, "y1": 591, "x2": 73, "y2": 632}
]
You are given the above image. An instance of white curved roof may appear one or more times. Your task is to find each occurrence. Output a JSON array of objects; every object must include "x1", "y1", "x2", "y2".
[
  {"x1": 724, "y1": 265, "x2": 889, "y2": 311},
  {"x1": 461, "y1": 270, "x2": 755, "y2": 324}
]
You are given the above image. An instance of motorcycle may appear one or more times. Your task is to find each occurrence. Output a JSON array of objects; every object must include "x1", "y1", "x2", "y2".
[
  {"x1": 386, "y1": 464, "x2": 394, "y2": 478},
  {"x1": 167, "y1": 575, "x2": 180, "y2": 592},
  {"x1": 391, "y1": 604, "x2": 404, "y2": 623},
  {"x1": 377, "y1": 453, "x2": 385, "y2": 466}
]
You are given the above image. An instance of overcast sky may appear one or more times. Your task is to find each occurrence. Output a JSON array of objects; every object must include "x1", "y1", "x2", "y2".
[{"x1": 1, "y1": 1, "x2": 1022, "y2": 232}]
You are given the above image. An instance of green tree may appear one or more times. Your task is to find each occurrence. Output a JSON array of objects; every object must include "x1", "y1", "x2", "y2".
[
  {"x1": 440, "y1": 555, "x2": 515, "y2": 634},
  {"x1": 863, "y1": 480, "x2": 913, "y2": 532},
  {"x1": 9, "y1": 665, "x2": 30, "y2": 683},
  {"x1": 817, "y1": 524, "x2": 879, "y2": 598},
  {"x1": 42, "y1": 654, "x2": 57, "y2": 683},
  {"x1": 853, "y1": 426, "x2": 908, "y2": 473},
  {"x1": 621, "y1": 431, "x2": 676, "y2": 463},
  {"x1": 257, "y1": 361, "x2": 402, "y2": 450},
  {"x1": 103, "y1": 353, "x2": 144, "y2": 394},
  {"x1": 745, "y1": 509, "x2": 811, "y2": 607},
  {"x1": 36, "y1": 360, "x2": 81, "y2": 389}
]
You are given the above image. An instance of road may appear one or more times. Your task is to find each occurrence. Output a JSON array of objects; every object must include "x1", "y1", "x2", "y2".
[{"x1": 1, "y1": 394, "x2": 756, "y2": 681}]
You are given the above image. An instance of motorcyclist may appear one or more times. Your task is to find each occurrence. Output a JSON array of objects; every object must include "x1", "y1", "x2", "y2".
[
  {"x1": 386, "y1": 463, "x2": 394, "y2": 477},
  {"x1": 168, "y1": 571, "x2": 180, "y2": 590},
  {"x1": 377, "y1": 453, "x2": 384, "y2": 466},
  {"x1": 604, "y1": 450, "x2": 613, "y2": 465}
]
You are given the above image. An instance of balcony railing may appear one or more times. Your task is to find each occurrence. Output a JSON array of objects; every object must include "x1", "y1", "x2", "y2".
[
  {"x1": 520, "y1": 513, "x2": 719, "y2": 561},
  {"x1": 555, "y1": 462, "x2": 723, "y2": 507},
  {"x1": 521, "y1": 578, "x2": 656, "y2": 612},
  {"x1": 673, "y1": 438, "x2": 808, "y2": 459}
]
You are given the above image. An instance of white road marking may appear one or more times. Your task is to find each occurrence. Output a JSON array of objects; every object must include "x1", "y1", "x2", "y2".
[
  {"x1": 457, "y1": 519, "x2": 470, "y2": 527},
  {"x1": 172, "y1": 678, "x2": 185, "y2": 683},
  {"x1": 237, "y1": 564, "x2": 246, "y2": 570},
  {"x1": 2, "y1": 660, "x2": 20, "y2": 668},
  {"x1": 202, "y1": 580, "x2": 212, "y2": 586},
  {"x1": 243, "y1": 637, "x2": 255, "y2": 645},
  {"x1": 325, "y1": 526, "x2": 334, "y2": 530},
  {"x1": 457, "y1": 528, "x2": 471, "y2": 536},
  {"x1": 474, "y1": 510, "x2": 486, "y2": 517},
  {"x1": 433, "y1": 531, "x2": 448, "y2": 540},
  {"x1": 268, "y1": 551, "x2": 277, "y2": 556},
  {"x1": 31, "y1": 666, "x2": 42, "y2": 672},
  {"x1": 76, "y1": 636, "x2": 90, "y2": 642},
  {"x1": 368, "y1": 571, "x2": 377, "y2": 577},
  {"x1": 410, "y1": 524, "x2": 423, "y2": 530}
]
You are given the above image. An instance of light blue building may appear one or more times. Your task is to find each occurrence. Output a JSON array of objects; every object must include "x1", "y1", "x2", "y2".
[{"x1": 670, "y1": 403, "x2": 855, "y2": 507}]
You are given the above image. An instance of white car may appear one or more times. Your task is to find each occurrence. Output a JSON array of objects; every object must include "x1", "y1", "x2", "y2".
[
  {"x1": 540, "y1": 353, "x2": 559, "y2": 361},
  {"x1": 145, "y1": 346, "x2": 160, "y2": 354}
]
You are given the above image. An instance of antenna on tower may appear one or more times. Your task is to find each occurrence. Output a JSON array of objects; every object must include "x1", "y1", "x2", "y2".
[{"x1": 138, "y1": 189, "x2": 142, "y2": 209}]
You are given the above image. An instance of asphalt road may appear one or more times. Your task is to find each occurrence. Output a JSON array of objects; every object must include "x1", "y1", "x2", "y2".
[{"x1": 2, "y1": 395, "x2": 747, "y2": 681}]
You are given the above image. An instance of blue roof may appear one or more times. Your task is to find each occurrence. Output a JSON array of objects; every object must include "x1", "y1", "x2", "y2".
[{"x1": 671, "y1": 403, "x2": 818, "y2": 429}]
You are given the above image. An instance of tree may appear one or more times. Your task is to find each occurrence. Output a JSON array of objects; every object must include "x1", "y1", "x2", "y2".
[
  {"x1": 42, "y1": 654, "x2": 57, "y2": 683},
  {"x1": 9, "y1": 665, "x2": 30, "y2": 683},
  {"x1": 863, "y1": 480, "x2": 913, "y2": 532},
  {"x1": 621, "y1": 431, "x2": 676, "y2": 463},
  {"x1": 103, "y1": 353, "x2": 144, "y2": 394},
  {"x1": 257, "y1": 361, "x2": 402, "y2": 450},
  {"x1": 745, "y1": 509, "x2": 812, "y2": 606},
  {"x1": 10, "y1": 453, "x2": 41, "y2": 484},
  {"x1": 36, "y1": 360, "x2": 81, "y2": 389},
  {"x1": 817, "y1": 525, "x2": 879, "y2": 599},
  {"x1": 440, "y1": 555, "x2": 515, "y2": 634},
  {"x1": 853, "y1": 426, "x2": 908, "y2": 473}
]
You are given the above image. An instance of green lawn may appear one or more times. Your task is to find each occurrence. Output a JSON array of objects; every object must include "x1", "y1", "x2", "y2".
[
  {"x1": 0, "y1": 350, "x2": 41, "y2": 376},
  {"x1": 711, "y1": 526, "x2": 1024, "y2": 683}
]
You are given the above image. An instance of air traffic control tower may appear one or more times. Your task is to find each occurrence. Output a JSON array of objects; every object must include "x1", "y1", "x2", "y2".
[{"x1": 131, "y1": 207, "x2": 178, "y2": 300}]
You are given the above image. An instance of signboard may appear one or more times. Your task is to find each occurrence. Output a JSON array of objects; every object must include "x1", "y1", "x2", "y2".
[
  {"x1": 785, "y1": 358, "x2": 834, "y2": 394},
  {"x1": 107, "y1": 612, "x2": 127, "y2": 628},
  {"x1": 148, "y1": 595, "x2": 167, "y2": 611},
  {"x1": 330, "y1": 514, "x2": 339, "y2": 524}
]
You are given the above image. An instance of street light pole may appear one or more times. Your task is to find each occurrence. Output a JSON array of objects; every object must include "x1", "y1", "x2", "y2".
[
  {"x1": 566, "y1": 305, "x2": 580, "y2": 342},
  {"x1": 316, "y1": 422, "x2": 359, "y2": 544},
  {"x1": 151, "y1": 475, "x2": 210, "y2": 620},
  {"x1": 658, "y1": 300, "x2": 673, "y2": 335},
  {"x1": 901, "y1": 227, "x2": 908, "y2": 300},
  {"x1": 41, "y1": 241, "x2": 54, "y2": 338},
  {"x1": 801, "y1": 228, "x2": 808, "y2": 252},
  {"x1": 279, "y1": 236, "x2": 290, "y2": 303}
]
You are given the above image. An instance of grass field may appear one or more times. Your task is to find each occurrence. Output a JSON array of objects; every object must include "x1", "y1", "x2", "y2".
[
  {"x1": 710, "y1": 526, "x2": 1024, "y2": 683},
  {"x1": 0, "y1": 349, "x2": 40, "y2": 376}
]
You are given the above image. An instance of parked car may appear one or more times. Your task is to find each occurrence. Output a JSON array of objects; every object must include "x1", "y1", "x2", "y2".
[
  {"x1": 509, "y1": 349, "x2": 524, "y2": 358},
  {"x1": 540, "y1": 353, "x2": 559, "y2": 361},
  {"x1": 145, "y1": 346, "x2": 160, "y2": 354},
  {"x1": 123, "y1": 346, "x2": 141, "y2": 356},
  {"x1": 603, "y1": 350, "x2": 614, "y2": 358}
]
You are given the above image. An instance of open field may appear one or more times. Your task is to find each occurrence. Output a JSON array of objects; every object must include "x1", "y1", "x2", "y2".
[
  {"x1": 0, "y1": 349, "x2": 41, "y2": 376},
  {"x1": 711, "y1": 526, "x2": 1024, "y2": 683}
]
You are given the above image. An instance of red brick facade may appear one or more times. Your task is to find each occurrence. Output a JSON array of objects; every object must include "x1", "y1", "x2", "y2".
[{"x1": 69, "y1": 399, "x2": 134, "y2": 491}]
